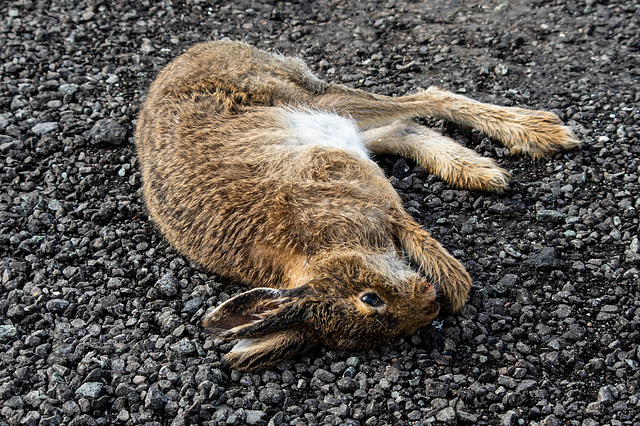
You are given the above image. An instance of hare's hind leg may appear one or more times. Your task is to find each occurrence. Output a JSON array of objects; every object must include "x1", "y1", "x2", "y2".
[
  {"x1": 361, "y1": 120, "x2": 510, "y2": 192},
  {"x1": 413, "y1": 87, "x2": 579, "y2": 159},
  {"x1": 314, "y1": 86, "x2": 578, "y2": 159}
]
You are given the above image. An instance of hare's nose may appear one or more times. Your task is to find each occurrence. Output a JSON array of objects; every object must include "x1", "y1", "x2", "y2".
[{"x1": 418, "y1": 280, "x2": 434, "y2": 294}]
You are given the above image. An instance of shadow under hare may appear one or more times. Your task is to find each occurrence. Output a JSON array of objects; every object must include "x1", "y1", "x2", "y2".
[{"x1": 135, "y1": 41, "x2": 578, "y2": 371}]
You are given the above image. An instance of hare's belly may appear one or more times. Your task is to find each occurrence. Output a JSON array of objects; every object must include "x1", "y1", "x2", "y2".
[{"x1": 282, "y1": 110, "x2": 370, "y2": 160}]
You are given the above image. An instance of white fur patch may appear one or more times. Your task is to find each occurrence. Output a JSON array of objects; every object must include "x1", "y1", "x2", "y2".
[
  {"x1": 231, "y1": 338, "x2": 260, "y2": 352},
  {"x1": 283, "y1": 110, "x2": 369, "y2": 159}
]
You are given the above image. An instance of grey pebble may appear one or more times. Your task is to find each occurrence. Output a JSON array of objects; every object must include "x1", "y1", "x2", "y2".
[
  {"x1": 313, "y1": 368, "x2": 336, "y2": 383},
  {"x1": 156, "y1": 273, "x2": 179, "y2": 297},
  {"x1": 244, "y1": 409, "x2": 265, "y2": 425},
  {"x1": 89, "y1": 118, "x2": 127, "y2": 145},
  {"x1": 0, "y1": 324, "x2": 18, "y2": 342},
  {"x1": 31, "y1": 122, "x2": 59, "y2": 135},
  {"x1": 46, "y1": 298, "x2": 70, "y2": 312},
  {"x1": 536, "y1": 209, "x2": 567, "y2": 223},
  {"x1": 170, "y1": 338, "x2": 196, "y2": 355},
  {"x1": 144, "y1": 388, "x2": 168, "y2": 410},
  {"x1": 75, "y1": 382, "x2": 103, "y2": 399},
  {"x1": 258, "y1": 387, "x2": 285, "y2": 405},
  {"x1": 528, "y1": 247, "x2": 559, "y2": 270},
  {"x1": 435, "y1": 407, "x2": 457, "y2": 424},
  {"x1": 597, "y1": 385, "x2": 618, "y2": 405},
  {"x1": 182, "y1": 295, "x2": 203, "y2": 314},
  {"x1": 58, "y1": 83, "x2": 79, "y2": 96}
]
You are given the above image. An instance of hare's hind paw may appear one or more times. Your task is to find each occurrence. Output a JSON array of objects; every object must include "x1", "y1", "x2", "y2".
[
  {"x1": 447, "y1": 156, "x2": 511, "y2": 193},
  {"x1": 498, "y1": 108, "x2": 580, "y2": 159}
]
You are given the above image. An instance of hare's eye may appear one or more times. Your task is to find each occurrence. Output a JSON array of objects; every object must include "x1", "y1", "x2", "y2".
[{"x1": 361, "y1": 292, "x2": 384, "y2": 307}]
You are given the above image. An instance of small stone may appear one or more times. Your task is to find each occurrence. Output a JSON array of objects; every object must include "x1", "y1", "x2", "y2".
[
  {"x1": 245, "y1": 410, "x2": 265, "y2": 425},
  {"x1": 156, "y1": 273, "x2": 179, "y2": 297},
  {"x1": 145, "y1": 388, "x2": 168, "y2": 410},
  {"x1": 553, "y1": 304, "x2": 572, "y2": 319},
  {"x1": 458, "y1": 411, "x2": 479, "y2": 423},
  {"x1": 106, "y1": 74, "x2": 120, "y2": 84},
  {"x1": 498, "y1": 375, "x2": 517, "y2": 389},
  {"x1": 258, "y1": 387, "x2": 285, "y2": 405},
  {"x1": 494, "y1": 64, "x2": 509, "y2": 75},
  {"x1": 501, "y1": 410, "x2": 518, "y2": 425},
  {"x1": 336, "y1": 377, "x2": 358, "y2": 393},
  {"x1": 425, "y1": 380, "x2": 449, "y2": 398},
  {"x1": 515, "y1": 341, "x2": 532, "y2": 355},
  {"x1": 31, "y1": 122, "x2": 59, "y2": 135},
  {"x1": 48, "y1": 199, "x2": 62, "y2": 211},
  {"x1": 547, "y1": 339, "x2": 561, "y2": 350},
  {"x1": 75, "y1": 382, "x2": 103, "y2": 399},
  {"x1": 58, "y1": 83, "x2": 79, "y2": 96},
  {"x1": 21, "y1": 411, "x2": 40, "y2": 425},
  {"x1": 313, "y1": 368, "x2": 336, "y2": 383},
  {"x1": 623, "y1": 268, "x2": 639, "y2": 280},
  {"x1": 46, "y1": 298, "x2": 70, "y2": 312},
  {"x1": 540, "y1": 414, "x2": 558, "y2": 426},
  {"x1": 182, "y1": 296, "x2": 203, "y2": 314},
  {"x1": 116, "y1": 410, "x2": 129, "y2": 422},
  {"x1": 435, "y1": 407, "x2": 456, "y2": 424},
  {"x1": 0, "y1": 325, "x2": 18, "y2": 342},
  {"x1": 141, "y1": 38, "x2": 156, "y2": 55},
  {"x1": 170, "y1": 338, "x2": 196, "y2": 355},
  {"x1": 345, "y1": 357, "x2": 360, "y2": 367},
  {"x1": 89, "y1": 118, "x2": 127, "y2": 145},
  {"x1": 62, "y1": 400, "x2": 80, "y2": 417},
  {"x1": 0, "y1": 139, "x2": 18, "y2": 152},
  {"x1": 597, "y1": 385, "x2": 618, "y2": 405},
  {"x1": 585, "y1": 401, "x2": 602, "y2": 415},
  {"x1": 536, "y1": 209, "x2": 567, "y2": 223},
  {"x1": 513, "y1": 288, "x2": 533, "y2": 304},
  {"x1": 81, "y1": 11, "x2": 95, "y2": 21},
  {"x1": 495, "y1": 274, "x2": 518, "y2": 293},
  {"x1": 68, "y1": 415, "x2": 96, "y2": 426},
  {"x1": 515, "y1": 379, "x2": 537, "y2": 392},
  {"x1": 528, "y1": 247, "x2": 558, "y2": 270},
  {"x1": 407, "y1": 410, "x2": 422, "y2": 421}
]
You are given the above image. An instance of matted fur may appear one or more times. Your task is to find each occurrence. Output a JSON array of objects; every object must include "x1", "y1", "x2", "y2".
[{"x1": 135, "y1": 41, "x2": 578, "y2": 371}]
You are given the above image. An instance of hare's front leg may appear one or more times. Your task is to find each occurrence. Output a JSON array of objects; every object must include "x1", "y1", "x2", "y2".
[
  {"x1": 361, "y1": 120, "x2": 510, "y2": 192},
  {"x1": 394, "y1": 217, "x2": 472, "y2": 312}
]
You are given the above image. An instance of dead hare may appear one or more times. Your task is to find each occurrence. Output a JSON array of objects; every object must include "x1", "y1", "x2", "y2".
[{"x1": 135, "y1": 41, "x2": 579, "y2": 371}]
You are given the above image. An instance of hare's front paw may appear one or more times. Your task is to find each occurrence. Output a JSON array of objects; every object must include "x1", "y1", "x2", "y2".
[
  {"x1": 422, "y1": 239, "x2": 472, "y2": 312},
  {"x1": 498, "y1": 108, "x2": 580, "y2": 159}
]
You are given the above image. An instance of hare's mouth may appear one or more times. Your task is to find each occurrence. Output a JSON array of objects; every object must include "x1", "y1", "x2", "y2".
[{"x1": 429, "y1": 278, "x2": 443, "y2": 299}]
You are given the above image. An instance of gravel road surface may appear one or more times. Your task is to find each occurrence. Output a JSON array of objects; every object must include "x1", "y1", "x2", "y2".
[{"x1": 1, "y1": 0, "x2": 639, "y2": 425}]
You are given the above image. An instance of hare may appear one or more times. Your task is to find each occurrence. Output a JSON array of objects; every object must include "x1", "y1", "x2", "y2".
[{"x1": 135, "y1": 41, "x2": 578, "y2": 371}]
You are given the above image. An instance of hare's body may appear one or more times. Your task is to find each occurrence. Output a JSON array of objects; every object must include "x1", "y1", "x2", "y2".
[{"x1": 136, "y1": 41, "x2": 578, "y2": 370}]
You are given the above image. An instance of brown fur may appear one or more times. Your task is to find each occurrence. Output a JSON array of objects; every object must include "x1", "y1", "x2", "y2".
[{"x1": 135, "y1": 41, "x2": 579, "y2": 371}]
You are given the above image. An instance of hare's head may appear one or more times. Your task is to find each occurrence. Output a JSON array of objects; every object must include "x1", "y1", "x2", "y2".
[{"x1": 203, "y1": 252, "x2": 440, "y2": 371}]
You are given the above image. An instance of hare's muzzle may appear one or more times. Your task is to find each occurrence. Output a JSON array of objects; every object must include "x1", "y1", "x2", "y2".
[
  {"x1": 416, "y1": 280, "x2": 437, "y2": 297},
  {"x1": 419, "y1": 281, "x2": 434, "y2": 293}
]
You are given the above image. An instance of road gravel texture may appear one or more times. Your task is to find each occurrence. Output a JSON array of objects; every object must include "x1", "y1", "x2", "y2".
[{"x1": 1, "y1": 0, "x2": 639, "y2": 425}]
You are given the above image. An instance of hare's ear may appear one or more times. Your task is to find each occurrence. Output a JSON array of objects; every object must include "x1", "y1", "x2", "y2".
[
  {"x1": 224, "y1": 329, "x2": 315, "y2": 371},
  {"x1": 203, "y1": 287, "x2": 317, "y2": 370},
  {"x1": 203, "y1": 288, "x2": 294, "y2": 337}
]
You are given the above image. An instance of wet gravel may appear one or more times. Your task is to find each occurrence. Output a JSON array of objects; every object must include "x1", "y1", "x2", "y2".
[{"x1": 1, "y1": 0, "x2": 639, "y2": 425}]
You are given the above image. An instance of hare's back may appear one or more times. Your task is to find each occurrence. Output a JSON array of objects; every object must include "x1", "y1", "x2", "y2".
[{"x1": 145, "y1": 41, "x2": 324, "y2": 107}]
